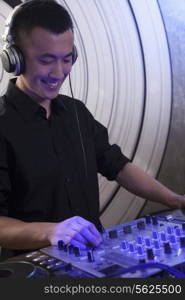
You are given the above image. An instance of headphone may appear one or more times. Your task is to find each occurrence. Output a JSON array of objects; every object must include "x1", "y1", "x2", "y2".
[{"x1": 1, "y1": 1, "x2": 78, "y2": 76}]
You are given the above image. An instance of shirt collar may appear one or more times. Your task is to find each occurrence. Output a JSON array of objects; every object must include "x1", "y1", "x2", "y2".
[{"x1": 5, "y1": 78, "x2": 67, "y2": 121}]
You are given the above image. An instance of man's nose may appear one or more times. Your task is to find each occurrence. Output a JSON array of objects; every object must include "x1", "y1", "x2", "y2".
[{"x1": 51, "y1": 61, "x2": 65, "y2": 78}]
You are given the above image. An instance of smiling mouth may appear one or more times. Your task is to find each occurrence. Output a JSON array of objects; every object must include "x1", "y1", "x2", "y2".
[{"x1": 42, "y1": 79, "x2": 60, "y2": 89}]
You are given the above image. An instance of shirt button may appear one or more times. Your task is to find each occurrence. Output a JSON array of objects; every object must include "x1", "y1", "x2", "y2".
[{"x1": 65, "y1": 177, "x2": 70, "y2": 183}]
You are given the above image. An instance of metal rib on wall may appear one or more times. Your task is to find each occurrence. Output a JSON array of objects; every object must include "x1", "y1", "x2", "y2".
[{"x1": 0, "y1": 0, "x2": 172, "y2": 227}]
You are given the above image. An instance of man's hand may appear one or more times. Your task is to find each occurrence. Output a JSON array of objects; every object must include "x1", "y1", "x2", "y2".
[{"x1": 48, "y1": 216, "x2": 102, "y2": 249}]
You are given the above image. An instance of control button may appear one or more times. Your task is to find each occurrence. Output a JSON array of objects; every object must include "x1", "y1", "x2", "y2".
[
  {"x1": 137, "y1": 236, "x2": 143, "y2": 244},
  {"x1": 128, "y1": 242, "x2": 135, "y2": 253},
  {"x1": 175, "y1": 227, "x2": 181, "y2": 237},
  {"x1": 68, "y1": 245, "x2": 74, "y2": 254},
  {"x1": 32, "y1": 255, "x2": 48, "y2": 262},
  {"x1": 39, "y1": 260, "x2": 50, "y2": 266},
  {"x1": 180, "y1": 237, "x2": 185, "y2": 248},
  {"x1": 108, "y1": 230, "x2": 118, "y2": 239},
  {"x1": 147, "y1": 248, "x2": 154, "y2": 260},
  {"x1": 49, "y1": 262, "x2": 66, "y2": 271},
  {"x1": 154, "y1": 240, "x2": 160, "y2": 250},
  {"x1": 169, "y1": 234, "x2": 177, "y2": 244},
  {"x1": 145, "y1": 237, "x2": 151, "y2": 247},
  {"x1": 87, "y1": 250, "x2": 95, "y2": 262},
  {"x1": 160, "y1": 232, "x2": 167, "y2": 242},
  {"x1": 58, "y1": 240, "x2": 65, "y2": 250},
  {"x1": 166, "y1": 226, "x2": 173, "y2": 235},
  {"x1": 25, "y1": 251, "x2": 40, "y2": 258},
  {"x1": 163, "y1": 242, "x2": 172, "y2": 254},
  {"x1": 182, "y1": 223, "x2": 185, "y2": 232},
  {"x1": 145, "y1": 215, "x2": 151, "y2": 224},
  {"x1": 151, "y1": 216, "x2": 158, "y2": 225},
  {"x1": 74, "y1": 247, "x2": 81, "y2": 257},
  {"x1": 152, "y1": 231, "x2": 159, "y2": 240},
  {"x1": 137, "y1": 245, "x2": 144, "y2": 256},
  {"x1": 47, "y1": 258, "x2": 57, "y2": 264},
  {"x1": 121, "y1": 240, "x2": 127, "y2": 250},
  {"x1": 123, "y1": 225, "x2": 132, "y2": 234}
]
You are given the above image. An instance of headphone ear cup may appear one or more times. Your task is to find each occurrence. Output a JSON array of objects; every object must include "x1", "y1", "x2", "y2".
[
  {"x1": 72, "y1": 45, "x2": 78, "y2": 65},
  {"x1": 1, "y1": 45, "x2": 25, "y2": 76}
]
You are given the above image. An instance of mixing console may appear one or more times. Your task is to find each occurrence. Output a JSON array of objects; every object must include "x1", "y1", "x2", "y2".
[{"x1": 1, "y1": 213, "x2": 185, "y2": 278}]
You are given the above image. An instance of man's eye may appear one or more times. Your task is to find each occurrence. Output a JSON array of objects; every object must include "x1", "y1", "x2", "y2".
[
  {"x1": 64, "y1": 59, "x2": 72, "y2": 64},
  {"x1": 40, "y1": 60, "x2": 53, "y2": 65}
]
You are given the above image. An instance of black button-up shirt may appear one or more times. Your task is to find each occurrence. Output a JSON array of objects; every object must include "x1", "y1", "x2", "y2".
[{"x1": 0, "y1": 79, "x2": 129, "y2": 228}]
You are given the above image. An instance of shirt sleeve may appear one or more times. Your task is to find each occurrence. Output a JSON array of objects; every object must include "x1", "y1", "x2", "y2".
[
  {"x1": 93, "y1": 119, "x2": 130, "y2": 180},
  {"x1": 79, "y1": 101, "x2": 130, "y2": 181},
  {"x1": 0, "y1": 135, "x2": 11, "y2": 216}
]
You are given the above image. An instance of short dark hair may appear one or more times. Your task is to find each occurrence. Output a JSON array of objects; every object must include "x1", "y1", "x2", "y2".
[{"x1": 11, "y1": 0, "x2": 74, "y2": 44}]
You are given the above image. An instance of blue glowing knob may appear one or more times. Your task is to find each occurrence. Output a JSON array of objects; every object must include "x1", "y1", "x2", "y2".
[
  {"x1": 58, "y1": 240, "x2": 65, "y2": 250},
  {"x1": 129, "y1": 242, "x2": 135, "y2": 253},
  {"x1": 152, "y1": 231, "x2": 158, "y2": 239},
  {"x1": 121, "y1": 240, "x2": 127, "y2": 250},
  {"x1": 137, "y1": 236, "x2": 143, "y2": 244},
  {"x1": 169, "y1": 235, "x2": 177, "y2": 244},
  {"x1": 166, "y1": 226, "x2": 173, "y2": 235},
  {"x1": 160, "y1": 232, "x2": 167, "y2": 242},
  {"x1": 154, "y1": 240, "x2": 160, "y2": 249},
  {"x1": 137, "y1": 245, "x2": 144, "y2": 256},
  {"x1": 175, "y1": 227, "x2": 181, "y2": 237},
  {"x1": 145, "y1": 237, "x2": 151, "y2": 247}
]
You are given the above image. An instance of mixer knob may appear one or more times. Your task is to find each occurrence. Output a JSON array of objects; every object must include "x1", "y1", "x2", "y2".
[
  {"x1": 166, "y1": 226, "x2": 173, "y2": 235},
  {"x1": 160, "y1": 232, "x2": 167, "y2": 242},
  {"x1": 144, "y1": 215, "x2": 152, "y2": 224},
  {"x1": 145, "y1": 237, "x2": 151, "y2": 247},
  {"x1": 182, "y1": 223, "x2": 185, "y2": 232},
  {"x1": 128, "y1": 242, "x2": 135, "y2": 253},
  {"x1": 154, "y1": 240, "x2": 160, "y2": 250},
  {"x1": 169, "y1": 234, "x2": 177, "y2": 244},
  {"x1": 180, "y1": 237, "x2": 185, "y2": 248},
  {"x1": 87, "y1": 250, "x2": 95, "y2": 262},
  {"x1": 175, "y1": 227, "x2": 181, "y2": 237},
  {"x1": 152, "y1": 216, "x2": 158, "y2": 225},
  {"x1": 74, "y1": 247, "x2": 81, "y2": 257},
  {"x1": 63, "y1": 245, "x2": 68, "y2": 252},
  {"x1": 137, "y1": 245, "x2": 144, "y2": 256},
  {"x1": 163, "y1": 242, "x2": 172, "y2": 254},
  {"x1": 108, "y1": 230, "x2": 118, "y2": 239},
  {"x1": 121, "y1": 240, "x2": 127, "y2": 250},
  {"x1": 58, "y1": 240, "x2": 65, "y2": 250},
  {"x1": 152, "y1": 231, "x2": 159, "y2": 239},
  {"x1": 147, "y1": 248, "x2": 154, "y2": 260},
  {"x1": 137, "y1": 236, "x2": 143, "y2": 244},
  {"x1": 68, "y1": 245, "x2": 74, "y2": 254}
]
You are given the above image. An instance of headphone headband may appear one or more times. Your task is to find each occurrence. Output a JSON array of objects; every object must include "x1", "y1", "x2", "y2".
[{"x1": 1, "y1": 1, "x2": 78, "y2": 76}]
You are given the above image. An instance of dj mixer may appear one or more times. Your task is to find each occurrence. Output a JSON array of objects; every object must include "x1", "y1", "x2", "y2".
[{"x1": 1, "y1": 213, "x2": 185, "y2": 278}]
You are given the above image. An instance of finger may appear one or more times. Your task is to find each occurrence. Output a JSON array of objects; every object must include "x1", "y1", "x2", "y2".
[
  {"x1": 79, "y1": 226, "x2": 102, "y2": 247},
  {"x1": 75, "y1": 217, "x2": 102, "y2": 239},
  {"x1": 71, "y1": 231, "x2": 87, "y2": 244},
  {"x1": 70, "y1": 238, "x2": 87, "y2": 249}
]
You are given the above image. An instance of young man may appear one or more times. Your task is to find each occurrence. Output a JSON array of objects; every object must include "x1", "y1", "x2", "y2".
[{"x1": 0, "y1": 0, "x2": 184, "y2": 256}]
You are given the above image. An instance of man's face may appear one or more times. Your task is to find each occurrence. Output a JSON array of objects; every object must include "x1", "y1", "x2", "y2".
[{"x1": 17, "y1": 27, "x2": 74, "y2": 103}]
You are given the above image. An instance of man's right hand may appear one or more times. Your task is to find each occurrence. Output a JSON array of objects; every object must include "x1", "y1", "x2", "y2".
[{"x1": 48, "y1": 216, "x2": 102, "y2": 249}]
